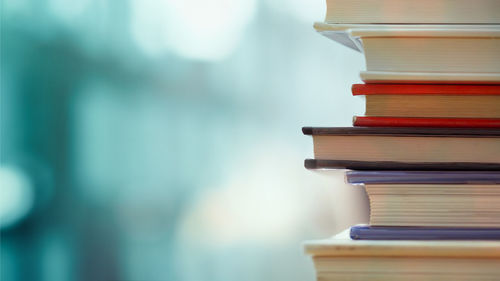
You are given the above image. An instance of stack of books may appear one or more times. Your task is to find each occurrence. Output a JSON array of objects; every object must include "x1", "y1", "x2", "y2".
[{"x1": 303, "y1": 0, "x2": 500, "y2": 280}]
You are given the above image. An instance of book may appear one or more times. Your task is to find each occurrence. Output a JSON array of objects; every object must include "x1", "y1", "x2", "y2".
[
  {"x1": 353, "y1": 116, "x2": 500, "y2": 128},
  {"x1": 305, "y1": 159, "x2": 500, "y2": 170},
  {"x1": 314, "y1": 23, "x2": 500, "y2": 52},
  {"x1": 305, "y1": 230, "x2": 500, "y2": 281},
  {"x1": 352, "y1": 84, "x2": 500, "y2": 95},
  {"x1": 360, "y1": 71, "x2": 500, "y2": 84},
  {"x1": 350, "y1": 225, "x2": 500, "y2": 240},
  {"x1": 323, "y1": 0, "x2": 500, "y2": 24},
  {"x1": 354, "y1": 27, "x2": 500, "y2": 75},
  {"x1": 307, "y1": 2, "x2": 500, "y2": 279},
  {"x1": 352, "y1": 84, "x2": 500, "y2": 119},
  {"x1": 363, "y1": 183, "x2": 500, "y2": 227},
  {"x1": 303, "y1": 127, "x2": 500, "y2": 166},
  {"x1": 314, "y1": 23, "x2": 500, "y2": 51},
  {"x1": 345, "y1": 171, "x2": 500, "y2": 184},
  {"x1": 314, "y1": 23, "x2": 500, "y2": 83}
]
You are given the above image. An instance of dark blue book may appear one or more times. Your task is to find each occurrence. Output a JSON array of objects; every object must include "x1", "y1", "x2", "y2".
[
  {"x1": 350, "y1": 225, "x2": 500, "y2": 240},
  {"x1": 346, "y1": 171, "x2": 500, "y2": 184}
]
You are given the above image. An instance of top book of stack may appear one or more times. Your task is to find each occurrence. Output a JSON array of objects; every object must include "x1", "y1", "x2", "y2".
[
  {"x1": 325, "y1": 0, "x2": 500, "y2": 24},
  {"x1": 316, "y1": 0, "x2": 500, "y2": 84}
]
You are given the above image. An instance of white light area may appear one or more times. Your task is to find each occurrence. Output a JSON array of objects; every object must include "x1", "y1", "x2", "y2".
[
  {"x1": 176, "y1": 144, "x2": 302, "y2": 245},
  {"x1": 307, "y1": 169, "x2": 370, "y2": 229},
  {"x1": 265, "y1": 0, "x2": 325, "y2": 22},
  {"x1": 130, "y1": 0, "x2": 256, "y2": 60},
  {"x1": 48, "y1": 0, "x2": 93, "y2": 24},
  {"x1": 0, "y1": 166, "x2": 34, "y2": 229},
  {"x1": 174, "y1": 141, "x2": 369, "y2": 280},
  {"x1": 176, "y1": 140, "x2": 339, "y2": 246}
]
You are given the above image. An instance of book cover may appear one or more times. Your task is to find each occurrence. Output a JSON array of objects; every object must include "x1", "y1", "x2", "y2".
[
  {"x1": 350, "y1": 225, "x2": 500, "y2": 240},
  {"x1": 305, "y1": 230, "x2": 500, "y2": 279},
  {"x1": 353, "y1": 116, "x2": 500, "y2": 128},
  {"x1": 305, "y1": 159, "x2": 500, "y2": 171},
  {"x1": 304, "y1": 229, "x2": 500, "y2": 257},
  {"x1": 360, "y1": 71, "x2": 500, "y2": 84},
  {"x1": 302, "y1": 126, "x2": 500, "y2": 137},
  {"x1": 324, "y1": 0, "x2": 500, "y2": 24},
  {"x1": 345, "y1": 171, "x2": 500, "y2": 184},
  {"x1": 352, "y1": 84, "x2": 500, "y2": 119},
  {"x1": 303, "y1": 127, "x2": 500, "y2": 165},
  {"x1": 352, "y1": 84, "x2": 500, "y2": 96}
]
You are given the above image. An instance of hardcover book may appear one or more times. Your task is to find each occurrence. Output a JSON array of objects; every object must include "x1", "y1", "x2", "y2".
[
  {"x1": 350, "y1": 225, "x2": 500, "y2": 240},
  {"x1": 314, "y1": 24, "x2": 500, "y2": 83},
  {"x1": 352, "y1": 84, "x2": 500, "y2": 119},
  {"x1": 353, "y1": 116, "x2": 500, "y2": 128},
  {"x1": 303, "y1": 127, "x2": 500, "y2": 168},
  {"x1": 345, "y1": 171, "x2": 500, "y2": 184},
  {"x1": 323, "y1": 0, "x2": 500, "y2": 24},
  {"x1": 305, "y1": 230, "x2": 500, "y2": 281},
  {"x1": 305, "y1": 159, "x2": 500, "y2": 171},
  {"x1": 362, "y1": 183, "x2": 500, "y2": 227}
]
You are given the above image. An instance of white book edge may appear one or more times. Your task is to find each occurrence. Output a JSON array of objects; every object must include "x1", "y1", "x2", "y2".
[
  {"x1": 361, "y1": 71, "x2": 500, "y2": 83},
  {"x1": 304, "y1": 229, "x2": 500, "y2": 258},
  {"x1": 314, "y1": 22, "x2": 500, "y2": 51}
]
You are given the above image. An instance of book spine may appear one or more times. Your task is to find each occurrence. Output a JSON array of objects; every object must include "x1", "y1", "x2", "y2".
[
  {"x1": 304, "y1": 159, "x2": 500, "y2": 171},
  {"x1": 353, "y1": 116, "x2": 500, "y2": 128},
  {"x1": 350, "y1": 225, "x2": 500, "y2": 240},
  {"x1": 345, "y1": 171, "x2": 500, "y2": 184},
  {"x1": 351, "y1": 84, "x2": 500, "y2": 96}
]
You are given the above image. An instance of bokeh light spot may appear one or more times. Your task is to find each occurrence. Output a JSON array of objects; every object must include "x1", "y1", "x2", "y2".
[
  {"x1": 0, "y1": 166, "x2": 34, "y2": 229},
  {"x1": 130, "y1": 0, "x2": 257, "y2": 60}
]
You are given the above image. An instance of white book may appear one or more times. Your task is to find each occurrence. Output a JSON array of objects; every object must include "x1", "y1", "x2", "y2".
[
  {"x1": 305, "y1": 230, "x2": 500, "y2": 281},
  {"x1": 315, "y1": 23, "x2": 500, "y2": 83},
  {"x1": 360, "y1": 71, "x2": 500, "y2": 84},
  {"x1": 324, "y1": 0, "x2": 500, "y2": 24}
]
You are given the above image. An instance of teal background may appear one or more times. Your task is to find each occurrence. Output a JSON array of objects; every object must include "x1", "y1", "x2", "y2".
[{"x1": 1, "y1": 1, "x2": 368, "y2": 280}]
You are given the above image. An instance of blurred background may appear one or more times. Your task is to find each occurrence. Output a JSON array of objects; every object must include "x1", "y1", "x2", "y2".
[{"x1": 1, "y1": 0, "x2": 368, "y2": 280}]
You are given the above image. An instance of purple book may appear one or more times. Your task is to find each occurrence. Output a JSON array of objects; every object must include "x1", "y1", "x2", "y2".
[
  {"x1": 350, "y1": 225, "x2": 500, "y2": 240},
  {"x1": 346, "y1": 171, "x2": 500, "y2": 184}
]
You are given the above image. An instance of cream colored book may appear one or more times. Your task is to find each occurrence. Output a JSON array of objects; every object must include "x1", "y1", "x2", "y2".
[
  {"x1": 365, "y1": 184, "x2": 500, "y2": 227},
  {"x1": 323, "y1": 0, "x2": 500, "y2": 24},
  {"x1": 305, "y1": 230, "x2": 500, "y2": 281},
  {"x1": 305, "y1": 127, "x2": 500, "y2": 165},
  {"x1": 360, "y1": 71, "x2": 500, "y2": 84},
  {"x1": 314, "y1": 24, "x2": 500, "y2": 83}
]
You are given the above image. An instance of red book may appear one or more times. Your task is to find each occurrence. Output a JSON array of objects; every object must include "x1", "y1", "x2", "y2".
[
  {"x1": 353, "y1": 116, "x2": 500, "y2": 128},
  {"x1": 352, "y1": 84, "x2": 500, "y2": 121},
  {"x1": 352, "y1": 84, "x2": 500, "y2": 96}
]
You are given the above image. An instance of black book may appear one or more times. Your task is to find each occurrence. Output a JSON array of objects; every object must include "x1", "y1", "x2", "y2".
[{"x1": 303, "y1": 127, "x2": 500, "y2": 170}]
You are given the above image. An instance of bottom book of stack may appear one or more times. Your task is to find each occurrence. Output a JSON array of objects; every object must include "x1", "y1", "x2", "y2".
[{"x1": 304, "y1": 229, "x2": 500, "y2": 281}]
